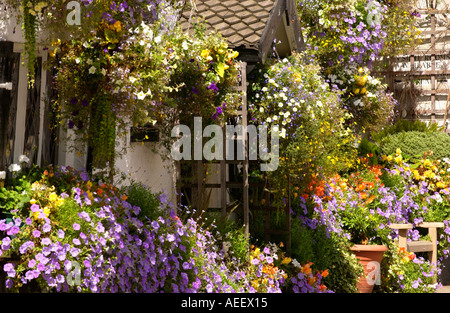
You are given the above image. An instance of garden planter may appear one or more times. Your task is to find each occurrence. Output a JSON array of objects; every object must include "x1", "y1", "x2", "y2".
[{"x1": 350, "y1": 244, "x2": 388, "y2": 293}]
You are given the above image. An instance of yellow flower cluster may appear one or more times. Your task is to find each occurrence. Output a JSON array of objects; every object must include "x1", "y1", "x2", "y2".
[
  {"x1": 248, "y1": 246, "x2": 287, "y2": 292},
  {"x1": 29, "y1": 182, "x2": 65, "y2": 221},
  {"x1": 382, "y1": 149, "x2": 450, "y2": 191}
]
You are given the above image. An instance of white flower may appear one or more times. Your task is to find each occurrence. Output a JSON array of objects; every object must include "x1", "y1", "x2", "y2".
[
  {"x1": 0, "y1": 171, "x2": 6, "y2": 179},
  {"x1": 182, "y1": 41, "x2": 189, "y2": 50},
  {"x1": 154, "y1": 36, "x2": 161, "y2": 44},
  {"x1": 88, "y1": 66, "x2": 96, "y2": 74},
  {"x1": 86, "y1": 58, "x2": 93, "y2": 65},
  {"x1": 136, "y1": 91, "x2": 146, "y2": 100},
  {"x1": 75, "y1": 58, "x2": 80, "y2": 64},
  {"x1": 8, "y1": 164, "x2": 21, "y2": 172},
  {"x1": 292, "y1": 259, "x2": 301, "y2": 269},
  {"x1": 100, "y1": 68, "x2": 107, "y2": 76},
  {"x1": 18, "y1": 155, "x2": 30, "y2": 164}
]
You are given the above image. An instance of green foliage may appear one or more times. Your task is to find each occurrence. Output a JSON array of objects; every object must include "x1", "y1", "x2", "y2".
[
  {"x1": 121, "y1": 181, "x2": 161, "y2": 222},
  {"x1": 53, "y1": 197, "x2": 96, "y2": 240},
  {"x1": 0, "y1": 184, "x2": 30, "y2": 213},
  {"x1": 358, "y1": 136, "x2": 381, "y2": 164},
  {"x1": 380, "y1": 131, "x2": 450, "y2": 161},
  {"x1": 372, "y1": 119, "x2": 442, "y2": 143},
  {"x1": 290, "y1": 219, "x2": 362, "y2": 293},
  {"x1": 376, "y1": 243, "x2": 438, "y2": 293},
  {"x1": 215, "y1": 219, "x2": 249, "y2": 264}
]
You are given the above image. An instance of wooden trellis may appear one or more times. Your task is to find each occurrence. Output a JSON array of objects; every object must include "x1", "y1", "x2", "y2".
[
  {"x1": 383, "y1": 0, "x2": 450, "y2": 129},
  {"x1": 176, "y1": 61, "x2": 291, "y2": 252}
]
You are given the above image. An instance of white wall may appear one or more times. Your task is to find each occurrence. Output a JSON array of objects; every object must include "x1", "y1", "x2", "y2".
[{"x1": 115, "y1": 138, "x2": 177, "y2": 205}]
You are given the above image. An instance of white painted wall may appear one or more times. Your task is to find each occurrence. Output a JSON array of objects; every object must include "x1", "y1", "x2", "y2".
[{"x1": 115, "y1": 137, "x2": 177, "y2": 204}]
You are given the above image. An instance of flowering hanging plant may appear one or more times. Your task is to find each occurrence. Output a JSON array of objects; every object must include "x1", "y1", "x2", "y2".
[
  {"x1": 248, "y1": 53, "x2": 358, "y2": 206},
  {"x1": 48, "y1": 1, "x2": 241, "y2": 173}
]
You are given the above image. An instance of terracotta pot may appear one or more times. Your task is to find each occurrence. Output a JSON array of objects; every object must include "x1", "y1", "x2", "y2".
[{"x1": 350, "y1": 244, "x2": 388, "y2": 293}]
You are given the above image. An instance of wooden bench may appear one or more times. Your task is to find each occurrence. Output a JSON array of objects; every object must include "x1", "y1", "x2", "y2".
[{"x1": 389, "y1": 222, "x2": 445, "y2": 265}]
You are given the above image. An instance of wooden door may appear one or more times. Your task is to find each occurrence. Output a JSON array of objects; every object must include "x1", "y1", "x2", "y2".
[{"x1": 0, "y1": 42, "x2": 20, "y2": 171}]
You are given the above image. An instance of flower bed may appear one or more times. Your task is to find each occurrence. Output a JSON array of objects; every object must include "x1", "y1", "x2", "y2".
[{"x1": 0, "y1": 165, "x2": 329, "y2": 293}]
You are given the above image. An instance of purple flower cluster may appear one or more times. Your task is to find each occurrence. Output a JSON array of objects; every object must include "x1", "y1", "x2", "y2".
[
  {"x1": 296, "y1": 162, "x2": 450, "y2": 292},
  {"x1": 0, "y1": 168, "x2": 292, "y2": 293}
]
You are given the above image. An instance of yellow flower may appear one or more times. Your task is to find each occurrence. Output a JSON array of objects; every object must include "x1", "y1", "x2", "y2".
[
  {"x1": 49, "y1": 192, "x2": 58, "y2": 203},
  {"x1": 112, "y1": 20, "x2": 122, "y2": 33},
  {"x1": 281, "y1": 257, "x2": 291, "y2": 265},
  {"x1": 201, "y1": 49, "x2": 211, "y2": 60},
  {"x1": 229, "y1": 51, "x2": 239, "y2": 59}
]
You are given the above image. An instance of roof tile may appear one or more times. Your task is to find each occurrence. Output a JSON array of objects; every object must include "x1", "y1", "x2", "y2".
[{"x1": 181, "y1": 0, "x2": 276, "y2": 49}]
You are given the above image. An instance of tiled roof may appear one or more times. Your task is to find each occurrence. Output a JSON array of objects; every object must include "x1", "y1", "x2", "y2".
[{"x1": 180, "y1": 0, "x2": 277, "y2": 51}]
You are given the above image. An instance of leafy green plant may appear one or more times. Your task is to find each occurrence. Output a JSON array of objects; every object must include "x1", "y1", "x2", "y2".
[
  {"x1": 377, "y1": 243, "x2": 438, "y2": 293},
  {"x1": 371, "y1": 119, "x2": 442, "y2": 143},
  {"x1": 121, "y1": 181, "x2": 161, "y2": 222},
  {"x1": 380, "y1": 131, "x2": 450, "y2": 161},
  {"x1": 290, "y1": 219, "x2": 362, "y2": 293}
]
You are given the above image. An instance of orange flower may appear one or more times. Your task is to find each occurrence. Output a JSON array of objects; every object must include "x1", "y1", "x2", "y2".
[
  {"x1": 321, "y1": 269, "x2": 329, "y2": 278},
  {"x1": 307, "y1": 276, "x2": 317, "y2": 286},
  {"x1": 318, "y1": 284, "x2": 328, "y2": 292},
  {"x1": 301, "y1": 263, "x2": 312, "y2": 275},
  {"x1": 365, "y1": 195, "x2": 376, "y2": 205},
  {"x1": 122, "y1": 194, "x2": 128, "y2": 201}
]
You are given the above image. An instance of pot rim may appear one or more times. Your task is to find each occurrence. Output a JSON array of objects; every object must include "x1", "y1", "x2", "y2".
[{"x1": 349, "y1": 244, "x2": 388, "y2": 252}]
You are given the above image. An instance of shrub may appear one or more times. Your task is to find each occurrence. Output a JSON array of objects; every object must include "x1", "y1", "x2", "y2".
[
  {"x1": 290, "y1": 217, "x2": 362, "y2": 293},
  {"x1": 380, "y1": 131, "x2": 450, "y2": 161},
  {"x1": 121, "y1": 181, "x2": 161, "y2": 222}
]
